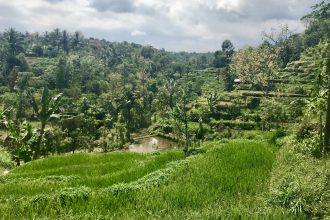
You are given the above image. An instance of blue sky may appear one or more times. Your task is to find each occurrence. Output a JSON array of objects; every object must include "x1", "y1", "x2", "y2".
[{"x1": 0, "y1": 0, "x2": 320, "y2": 52}]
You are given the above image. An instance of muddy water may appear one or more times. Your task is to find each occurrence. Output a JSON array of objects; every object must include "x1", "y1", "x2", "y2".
[{"x1": 128, "y1": 136, "x2": 178, "y2": 153}]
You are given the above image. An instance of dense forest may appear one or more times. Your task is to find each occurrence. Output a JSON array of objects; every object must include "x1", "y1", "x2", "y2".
[{"x1": 0, "y1": 1, "x2": 329, "y2": 219}]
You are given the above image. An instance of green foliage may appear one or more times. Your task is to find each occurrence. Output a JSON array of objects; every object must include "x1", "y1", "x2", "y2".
[
  {"x1": 30, "y1": 87, "x2": 63, "y2": 124},
  {"x1": 206, "y1": 91, "x2": 220, "y2": 115},
  {"x1": 0, "y1": 146, "x2": 14, "y2": 169},
  {"x1": 269, "y1": 129, "x2": 288, "y2": 146},
  {"x1": 31, "y1": 186, "x2": 91, "y2": 207},
  {"x1": 104, "y1": 159, "x2": 189, "y2": 195},
  {"x1": 16, "y1": 53, "x2": 29, "y2": 72},
  {"x1": 213, "y1": 40, "x2": 234, "y2": 68},
  {"x1": 302, "y1": 1, "x2": 330, "y2": 47},
  {"x1": 210, "y1": 119, "x2": 257, "y2": 130},
  {"x1": 0, "y1": 150, "x2": 184, "y2": 199},
  {"x1": 3, "y1": 120, "x2": 36, "y2": 164},
  {"x1": 29, "y1": 87, "x2": 63, "y2": 158},
  {"x1": 0, "y1": 140, "x2": 295, "y2": 219},
  {"x1": 231, "y1": 45, "x2": 280, "y2": 91},
  {"x1": 295, "y1": 124, "x2": 323, "y2": 158},
  {"x1": 0, "y1": 10, "x2": 327, "y2": 219},
  {"x1": 269, "y1": 139, "x2": 330, "y2": 218},
  {"x1": 259, "y1": 98, "x2": 288, "y2": 130},
  {"x1": 246, "y1": 97, "x2": 261, "y2": 109}
]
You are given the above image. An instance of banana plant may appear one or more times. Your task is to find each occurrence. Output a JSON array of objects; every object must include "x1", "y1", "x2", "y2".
[
  {"x1": 206, "y1": 91, "x2": 220, "y2": 115},
  {"x1": 29, "y1": 87, "x2": 63, "y2": 159},
  {"x1": 0, "y1": 106, "x2": 5, "y2": 120},
  {"x1": 4, "y1": 120, "x2": 35, "y2": 165}
]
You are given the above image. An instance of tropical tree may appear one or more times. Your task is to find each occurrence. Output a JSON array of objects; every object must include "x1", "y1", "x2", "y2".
[
  {"x1": 55, "y1": 56, "x2": 71, "y2": 89},
  {"x1": 29, "y1": 87, "x2": 63, "y2": 159},
  {"x1": 321, "y1": 44, "x2": 330, "y2": 152},
  {"x1": 263, "y1": 25, "x2": 304, "y2": 67},
  {"x1": 62, "y1": 30, "x2": 69, "y2": 54},
  {"x1": 231, "y1": 45, "x2": 280, "y2": 93},
  {"x1": 2, "y1": 28, "x2": 25, "y2": 76},
  {"x1": 4, "y1": 120, "x2": 35, "y2": 165},
  {"x1": 4, "y1": 28, "x2": 24, "y2": 57},
  {"x1": 173, "y1": 85, "x2": 193, "y2": 155},
  {"x1": 296, "y1": 41, "x2": 330, "y2": 153},
  {"x1": 206, "y1": 91, "x2": 220, "y2": 116},
  {"x1": 302, "y1": 1, "x2": 330, "y2": 47},
  {"x1": 213, "y1": 40, "x2": 235, "y2": 69},
  {"x1": 303, "y1": 89, "x2": 327, "y2": 151}
]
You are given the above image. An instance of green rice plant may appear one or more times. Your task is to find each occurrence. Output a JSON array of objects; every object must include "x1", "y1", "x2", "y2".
[{"x1": 0, "y1": 140, "x2": 302, "y2": 219}]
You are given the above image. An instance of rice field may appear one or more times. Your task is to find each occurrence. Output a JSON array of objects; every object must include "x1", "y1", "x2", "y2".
[{"x1": 0, "y1": 140, "x2": 303, "y2": 219}]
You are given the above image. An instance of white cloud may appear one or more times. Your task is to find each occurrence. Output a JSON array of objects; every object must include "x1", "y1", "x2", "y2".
[
  {"x1": 131, "y1": 30, "x2": 147, "y2": 36},
  {"x1": 0, "y1": 0, "x2": 320, "y2": 52},
  {"x1": 216, "y1": 0, "x2": 242, "y2": 12}
]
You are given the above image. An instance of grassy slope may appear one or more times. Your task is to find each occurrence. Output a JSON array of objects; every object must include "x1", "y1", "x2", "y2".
[
  {"x1": 0, "y1": 151, "x2": 184, "y2": 198},
  {"x1": 0, "y1": 140, "x2": 302, "y2": 219}
]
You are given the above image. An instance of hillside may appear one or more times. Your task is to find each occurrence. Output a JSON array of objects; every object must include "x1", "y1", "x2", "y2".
[
  {"x1": 0, "y1": 140, "x2": 302, "y2": 219},
  {"x1": 1, "y1": 1, "x2": 330, "y2": 219}
]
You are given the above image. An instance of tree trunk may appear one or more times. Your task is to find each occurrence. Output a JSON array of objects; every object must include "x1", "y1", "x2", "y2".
[
  {"x1": 34, "y1": 121, "x2": 46, "y2": 160},
  {"x1": 324, "y1": 57, "x2": 330, "y2": 153},
  {"x1": 324, "y1": 88, "x2": 330, "y2": 153},
  {"x1": 320, "y1": 113, "x2": 324, "y2": 154},
  {"x1": 184, "y1": 110, "x2": 189, "y2": 155}
]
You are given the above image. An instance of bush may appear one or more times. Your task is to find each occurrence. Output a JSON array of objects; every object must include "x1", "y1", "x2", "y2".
[
  {"x1": 0, "y1": 87, "x2": 10, "y2": 94},
  {"x1": 216, "y1": 104, "x2": 241, "y2": 120},
  {"x1": 242, "y1": 113, "x2": 261, "y2": 123},
  {"x1": 0, "y1": 146, "x2": 14, "y2": 169},
  {"x1": 296, "y1": 132, "x2": 322, "y2": 158},
  {"x1": 148, "y1": 123, "x2": 173, "y2": 134},
  {"x1": 210, "y1": 119, "x2": 256, "y2": 130},
  {"x1": 296, "y1": 122, "x2": 318, "y2": 140},
  {"x1": 288, "y1": 86, "x2": 306, "y2": 95},
  {"x1": 295, "y1": 122, "x2": 322, "y2": 157},
  {"x1": 269, "y1": 139, "x2": 330, "y2": 219},
  {"x1": 246, "y1": 97, "x2": 260, "y2": 109},
  {"x1": 269, "y1": 129, "x2": 288, "y2": 146}
]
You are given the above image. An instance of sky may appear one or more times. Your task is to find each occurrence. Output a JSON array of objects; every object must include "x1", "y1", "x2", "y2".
[{"x1": 0, "y1": 0, "x2": 320, "y2": 52}]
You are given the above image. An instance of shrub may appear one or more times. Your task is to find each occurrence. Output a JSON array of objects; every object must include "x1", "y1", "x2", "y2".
[
  {"x1": 296, "y1": 132, "x2": 322, "y2": 158},
  {"x1": 210, "y1": 119, "x2": 256, "y2": 130},
  {"x1": 269, "y1": 139, "x2": 330, "y2": 219},
  {"x1": 0, "y1": 87, "x2": 10, "y2": 94},
  {"x1": 148, "y1": 123, "x2": 173, "y2": 134},
  {"x1": 0, "y1": 146, "x2": 14, "y2": 169},
  {"x1": 269, "y1": 129, "x2": 288, "y2": 146},
  {"x1": 216, "y1": 104, "x2": 241, "y2": 120},
  {"x1": 288, "y1": 86, "x2": 306, "y2": 95},
  {"x1": 296, "y1": 122, "x2": 318, "y2": 140},
  {"x1": 246, "y1": 97, "x2": 260, "y2": 109}
]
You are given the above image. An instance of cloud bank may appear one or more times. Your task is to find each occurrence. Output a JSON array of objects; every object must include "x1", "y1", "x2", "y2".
[{"x1": 0, "y1": 0, "x2": 319, "y2": 52}]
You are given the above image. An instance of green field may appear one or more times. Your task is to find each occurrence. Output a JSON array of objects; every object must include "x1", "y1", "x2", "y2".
[{"x1": 0, "y1": 140, "x2": 302, "y2": 219}]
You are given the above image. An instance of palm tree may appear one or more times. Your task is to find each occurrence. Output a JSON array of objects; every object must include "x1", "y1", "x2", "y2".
[{"x1": 6, "y1": 28, "x2": 24, "y2": 57}]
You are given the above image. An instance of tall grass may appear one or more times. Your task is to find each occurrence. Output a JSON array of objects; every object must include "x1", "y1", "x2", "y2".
[{"x1": 0, "y1": 140, "x2": 302, "y2": 219}]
